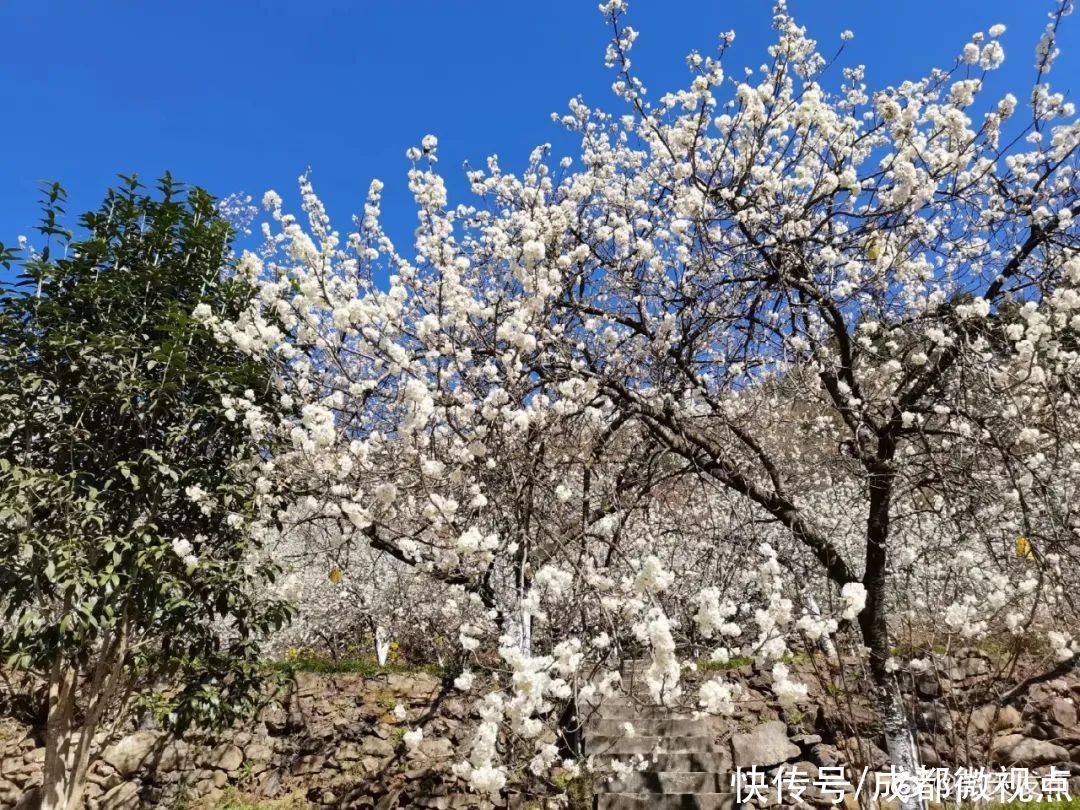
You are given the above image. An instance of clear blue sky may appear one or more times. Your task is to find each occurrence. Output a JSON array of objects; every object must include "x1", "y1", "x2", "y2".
[{"x1": 2, "y1": 0, "x2": 1077, "y2": 260}]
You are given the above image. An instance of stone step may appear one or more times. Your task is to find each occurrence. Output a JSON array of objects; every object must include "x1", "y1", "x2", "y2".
[
  {"x1": 595, "y1": 771, "x2": 735, "y2": 794},
  {"x1": 589, "y1": 752, "x2": 734, "y2": 773},
  {"x1": 596, "y1": 793, "x2": 737, "y2": 810},
  {"x1": 586, "y1": 717, "x2": 730, "y2": 736},
  {"x1": 586, "y1": 735, "x2": 724, "y2": 755}
]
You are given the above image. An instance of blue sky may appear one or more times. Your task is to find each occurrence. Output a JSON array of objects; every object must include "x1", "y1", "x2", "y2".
[{"x1": 2, "y1": 0, "x2": 1077, "y2": 262}]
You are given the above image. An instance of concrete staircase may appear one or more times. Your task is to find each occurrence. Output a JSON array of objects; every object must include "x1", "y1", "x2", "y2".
[{"x1": 580, "y1": 662, "x2": 739, "y2": 810}]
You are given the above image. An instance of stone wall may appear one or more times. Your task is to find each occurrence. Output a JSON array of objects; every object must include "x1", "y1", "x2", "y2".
[
  {"x1": 0, "y1": 670, "x2": 487, "y2": 810},
  {"x1": 1, "y1": 651, "x2": 1078, "y2": 810}
]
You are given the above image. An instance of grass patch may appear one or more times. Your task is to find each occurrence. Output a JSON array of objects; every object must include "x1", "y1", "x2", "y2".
[
  {"x1": 697, "y1": 656, "x2": 753, "y2": 672},
  {"x1": 264, "y1": 654, "x2": 442, "y2": 677},
  {"x1": 554, "y1": 772, "x2": 593, "y2": 810}
]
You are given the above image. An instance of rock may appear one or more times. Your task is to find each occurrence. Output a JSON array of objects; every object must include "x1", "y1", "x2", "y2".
[
  {"x1": 360, "y1": 737, "x2": 395, "y2": 758},
  {"x1": 1023, "y1": 721, "x2": 1051, "y2": 740},
  {"x1": 211, "y1": 770, "x2": 229, "y2": 788},
  {"x1": 12, "y1": 786, "x2": 41, "y2": 810},
  {"x1": 970, "y1": 704, "x2": 1022, "y2": 734},
  {"x1": 791, "y1": 760, "x2": 819, "y2": 779},
  {"x1": 372, "y1": 723, "x2": 394, "y2": 740},
  {"x1": 152, "y1": 769, "x2": 181, "y2": 785},
  {"x1": 1050, "y1": 698, "x2": 1078, "y2": 729},
  {"x1": 245, "y1": 741, "x2": 274, "y2": 762},
  {"x1": 991, "y1": 734, "x2": 1071, "y2": 767},
  {"x1": 98, "y1": 782, "x2": 139, "y2": 810},
  {"x1": 153, "y1": 740, "x2": 192, "y2": 771},
  {"x1": 290, "y1": 754, "x2": 326, "y2": 776},
  {"x1": 443, "y1": 699, "x2": 469, "y2": 721},
  {"x1": 206, "y1": 743, "x2": 244, "y2": 772},
  {"x1": 809, "y1": 743, "x2": 844, "y2": 767},
  {"x1": 102, "y1": 731, "x2": 163, "y2": 778},
  {"x1": 259, "y1": 703, "x2": 290, "y2": 735},
  {"x1": 336, "y1": 742, "x2": 362, "y2": 762},
  {"x1": 736, "y1": 688, "x2": 773, "y2": 719},
  {"x1": 914, "y1": 702, "x2": 952, "y2": 732},
  {"x1": 838, "y1": 737, "x2": 889, "y2": 770},
  {"x1": 357, "y1": 756, "x2": 387, "y2": 778},
  {"x1": 795, "y1": 762, "x2": 846, "y2": 808},
  {"x1": 0, "y1": 759, "x2": 24, "y2": 779},
  {"x1": 258, "y1": 768, "x2": 283, "y2": 798},
  {"x1": 386, "y1": 673, "x2": 440, "y2": 699},
  {"x1": 732, "y1": 720, "x2": 800, "y2": 767},
  {"x1": 918, "y1": 744, "x2": 941, "y2": 767},
  {"x1": 915, "y1": 674, "x2": 941, "y2": 700},
  {"x1": 415, "y1": 738, "x2": 454, "y2": 760},
  {"x1": 0, "y1": 779, "x2": 20, "y2": 804},
  {"x1": 88, "y1": 769, "x2": 123, "y2": 792},
  {"x1": 818, "y1": 701, "x2": 877, "y2": 735}
]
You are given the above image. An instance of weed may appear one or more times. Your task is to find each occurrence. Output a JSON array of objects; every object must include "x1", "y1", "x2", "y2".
[{"x1": 697, "y1": 656, "x2": 753, "y2": 672}]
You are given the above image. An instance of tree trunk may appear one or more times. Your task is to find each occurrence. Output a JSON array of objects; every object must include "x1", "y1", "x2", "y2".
[
  {"x1": 41, "y1": 625, "x2": 130, "y2": 810},
  {"x1": 375, "y1": 625, "x2": 391, "y2": 666},
  {"x1": 874, "y1": 679, "x2": 924, "y2": 810},
  {"x1": 860, "y1": 459, "x2": 925, "y2": 810},
  {"x1": 40, "y1": 661, "x2": 78, "y2": 810},
  {"x1": 520, "y1": 609, "x2": 532, "y2": 658}
]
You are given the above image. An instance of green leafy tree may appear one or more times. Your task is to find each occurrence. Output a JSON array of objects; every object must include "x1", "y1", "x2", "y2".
[{"x1": 0, "y1": 176, "x2": 293, "y2": 810}]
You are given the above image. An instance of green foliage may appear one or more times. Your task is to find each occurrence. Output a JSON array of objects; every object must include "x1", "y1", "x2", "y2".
[
  {"x1": 0, "y1": 175, "x2": 293, "y2": 731},
  {"x1": 554, "y1": 772, "x2": 593, "y2": 810},
  {"x1": 697, "y1": 655, "x2": 753, "y2": 672}
]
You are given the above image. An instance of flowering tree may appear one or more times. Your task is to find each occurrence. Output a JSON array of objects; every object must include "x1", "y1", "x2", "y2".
[
  {"x1": 266, "y1": 517, "x2": 471, "y2": 666},
  {"x1": 206, "y1": 1, "x2": 1080, "y2": 804},
  {"x1": 0, "y1": 177, "x2": 292, "y2": 810}
]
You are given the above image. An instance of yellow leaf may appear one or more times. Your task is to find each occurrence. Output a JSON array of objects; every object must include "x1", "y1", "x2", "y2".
[
  {"x1": 328, "y1": 567, "x2": 343, "y2": 584},
  {"x1": 1015, "y1": 536, "x2": 1033, "y2": 560}
]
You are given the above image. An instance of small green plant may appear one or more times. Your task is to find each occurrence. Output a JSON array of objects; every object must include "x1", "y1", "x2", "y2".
[
  {"x1": 557, "y1": 772, "x2": 594, "y2": 810},
  {"x1": 374, "y1": 689, "x2": 397, "y2": 711},
  {"x1": 697, "y1": 656, "x2": 753, "y2": 672},
  {"x1": 824, "y1": 682, "x2": 846, "y2": 698},
  {"x1": 135, "y1": 690, "x2": 176, "y2": 726},
  {"x1": 235, "y1": 760, "x2": 254, "y2": 785}
]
